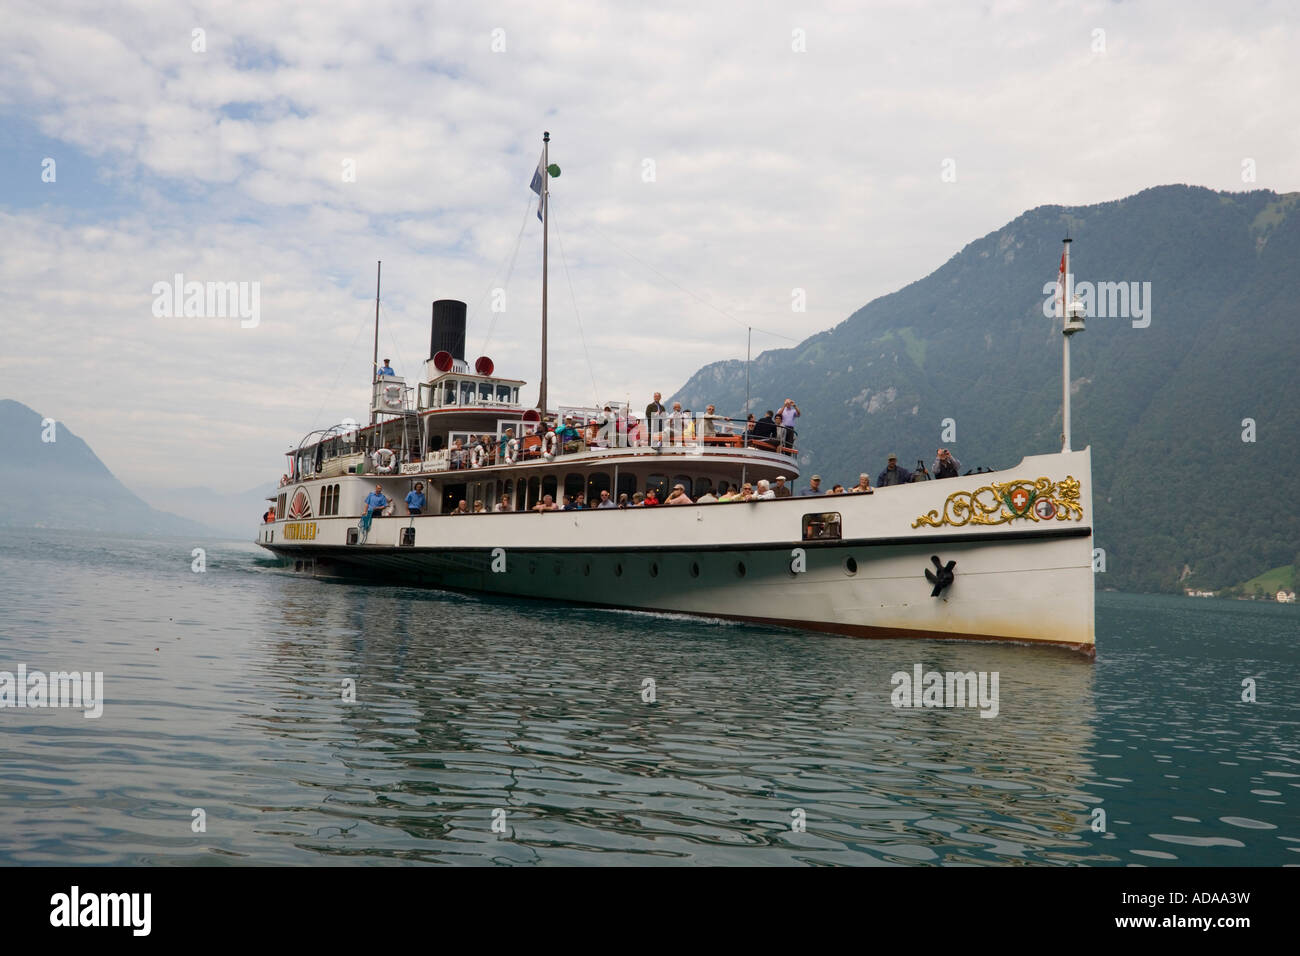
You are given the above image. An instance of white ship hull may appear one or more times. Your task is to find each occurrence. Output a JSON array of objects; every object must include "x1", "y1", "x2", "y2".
[{"x1": 258, "y1": 448, "x2": 1096, "y2": 654}]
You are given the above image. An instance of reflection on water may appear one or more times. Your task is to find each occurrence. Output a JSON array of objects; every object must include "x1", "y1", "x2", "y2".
[{"x1": 0, "y1": 530, "x2": 1295, "y2": 865}]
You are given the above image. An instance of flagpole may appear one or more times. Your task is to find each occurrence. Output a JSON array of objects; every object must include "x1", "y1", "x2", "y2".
[
  {"x1": 539, "y1": 131, "x2": 550, "y2": 415},
  {"x1": 1061, "y1": 237, "x2": 1072, "y2": 452},
  {"x1": 370, "y1": 259, "x2": 381, "y2": 427}
]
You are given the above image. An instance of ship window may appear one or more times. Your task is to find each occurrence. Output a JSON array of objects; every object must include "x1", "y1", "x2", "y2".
[
  {"x1": 695, "y1": 477, "x2": 713, "y2": 498},
  {"x1": 716, "y1": 480, "x2": 730, "y2": 497},
  {"x1": 527, "y1": 476, "x2": 541, "y2": 508},
  {"x1": 276, "y1": 493, "x2": 286, "y2": 519},
  {"x1": 563, "y1": 473, "x2": 584, "y2": 503},
  {"x1": 319, "y1": 485, "x2": 328, "y2": 514},
  {"x1": 442, "y1": 381, "x2": 457, "y2": 406},
  {"x1": 646, "y1": 474, "x2": 667, "y2": 499},
  {"x1": 803, "y1": 512, "x2": 842, "y2": 541},
  {"x1": 616, "y1": 473, "x2": 636, "y2": 500},
  {"x1": 479, "y1": 382, "x2": 493, "y2": 402},
  {"x1": 459, "y1": 381, "x2": 475, "y2": 405},
  {"x1": 496, "y1": 384, "x2": 512, "y2": 403},
  {"x1": 542, "y1": 475, "x2": 558, "y2": 502},
  {"x1": 587, "y1": 472, "x2": 611, "y2": 499}
]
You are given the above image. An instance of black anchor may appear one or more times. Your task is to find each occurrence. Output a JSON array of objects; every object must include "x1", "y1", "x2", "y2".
[{"x1": 925, "y1": 555, "x2": 956, "y2": 597}]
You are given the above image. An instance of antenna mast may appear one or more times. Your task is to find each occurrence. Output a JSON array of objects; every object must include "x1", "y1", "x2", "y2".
[{"x1": 370, "y1": 259, "x2": 381, "y2": 426}]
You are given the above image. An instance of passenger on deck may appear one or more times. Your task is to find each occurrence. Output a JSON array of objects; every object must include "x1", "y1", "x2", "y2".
[
  {"x1": 562, "y1": 496, "x2": 580, "y2": 511},
  {"x1": 777, "y1": 398, "x2": 800, "y2": 447},
  {"x1": 850, "y1": 473, "x2": 874, "y2": 494},
  {"x1": 643, "y1": 488, "x2": 661, "y2": 507},
  {"x1": 450, "y1": 438, "x2": 467, "y2": 470},
  {"x1": 755, "y1": 479, "x2": 775, "y2": 500},
  {"x1": 799, "y1": 475, "x2": 824, "y2": 496},
  {"x1": 646, "y1": 392, "x2": 666, "y2": 424},
  {"x1": 533, "y1": 495, "x2": 559, "y2": 512},
  {"x1": 665, "y1": 483, "x2": 693, "y2": 505},
  {"x1": 737, "y1": 483, "x2": 755, "y2": 501},
  {"x1": 597, "y1": 490, "x2": 616, "y2": 509},
  {"x1": 617, "y1": 493, "x2": 630, "y2": 509},
  {"x1": 364, "y1": 485, "x2": 390, "y2": 518},
  {"x1": 377, "y1": 359, "x2": 396, "y2": 376},
  {"x1": 494, "y1": 498, "x2": 514, "y2": 512},
  {"x1": 772, "y1": 475, "x2": 792, "y2": 498},
  {"x1": 753, "y1": 410, "x2": 777, "y2": 442},
  {"x1": 631, "y1": 492, "x2": 645, "y2": 507},
  {"x1": 499, "y1": 428, "x2": 516, "y2": 459},
  {"x1": 666, "y1": 401, "x2": 685, "y2": 444},
  {"x1": 699, "y1": 404, "x2": 719, "y2": 438},
  {"x1": 877, "y1": 454, "x2": 913, "y2": 487},
  {"x1": 473, "y1": 501, "x2": 486, "y2": 513},
  {"x1": 696, "y1": 489, "x2": 718, "y2": 503},
  {"x1": 932, "y1": 448, "x2": 962, "y2": 479},
  {"x1": 405, "y1": 482, "x2": 426, "y2": 515},
  {"x1": 451, "y1": 499, "x2": 471, "y2": 515},
  {"x1": 829, "y1": 484, "x2": 845, "y2": 495},
  {"x1": 555, "y1": 417, "x2": 583, "y2": 453},
  {"x1": 263, "y1": 507, "x2": 276, "y2": 523}
]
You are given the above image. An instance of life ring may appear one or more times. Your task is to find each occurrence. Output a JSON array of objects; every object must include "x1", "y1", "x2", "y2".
[
  {"x1": 382, "y1": 384, "x2": 403, "y2": 408},
  {"x1": 470, "y1": 445, "x2": 486, "y2": 469},
  {"x1": 374, "y1": 448, "x2": 396, "y2": 473},
  {"x1": 541, "y1": 432, "x2": 557, "y2": 460},
  {"x1": 504, "y1": 438, "x2": 519, "y2": 464}
]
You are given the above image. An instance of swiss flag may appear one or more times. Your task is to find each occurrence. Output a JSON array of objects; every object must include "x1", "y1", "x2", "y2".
[{"x1": 1056, "y1": 251, "x2": 1066, "y2": 315}]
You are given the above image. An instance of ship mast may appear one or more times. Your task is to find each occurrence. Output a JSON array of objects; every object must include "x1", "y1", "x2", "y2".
[
  {"x1": 538, "y1": 131, "x2": 550, "y2": 415},
  {"x1": 370, "y1": 259, "x2": 381, "y2": 426},
  {"x1": 1060, "y1": 236, "x2": 1085, "y2": 451}
]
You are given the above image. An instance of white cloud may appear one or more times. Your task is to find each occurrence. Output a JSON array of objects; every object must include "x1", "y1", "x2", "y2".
[{"x1": 0, "y1": 0, "x2": 1296, "y2": 495}]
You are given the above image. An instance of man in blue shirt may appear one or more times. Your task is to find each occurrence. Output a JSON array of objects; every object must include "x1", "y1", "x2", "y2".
[
  {"x1": 405, "y1": 482, "x2": 426, "y2": 515},
  {"x1": 377, "y1": 359, "x2": 396, "y2": 376},
  {"x1": 364, "y1": 485, "x2": 390, "y2": 517}
]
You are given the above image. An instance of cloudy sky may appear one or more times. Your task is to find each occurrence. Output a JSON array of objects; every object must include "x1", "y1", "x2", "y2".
[{"x1": 2, "y1": 0, "x2": 1296, "y2": 494}]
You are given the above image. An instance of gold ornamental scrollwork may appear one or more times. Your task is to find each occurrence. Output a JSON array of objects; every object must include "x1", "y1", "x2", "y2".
[{"x1": 911, "y1": 475, "x2": 1084, "y2": 529}]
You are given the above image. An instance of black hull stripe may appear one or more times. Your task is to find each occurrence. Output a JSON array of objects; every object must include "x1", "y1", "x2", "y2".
[{"x1": 263, "y1": 524, "x2": 1092, "y2": 556}]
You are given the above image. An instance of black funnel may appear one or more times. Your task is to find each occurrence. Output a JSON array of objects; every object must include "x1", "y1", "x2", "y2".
[{"x1": 430, "y1": 300, "x2": 467, "y2": 361}]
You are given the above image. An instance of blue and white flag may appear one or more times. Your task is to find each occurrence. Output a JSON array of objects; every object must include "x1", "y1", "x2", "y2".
[{"x1": 529, "y1": 151, "x2": 545, "y2": 221}]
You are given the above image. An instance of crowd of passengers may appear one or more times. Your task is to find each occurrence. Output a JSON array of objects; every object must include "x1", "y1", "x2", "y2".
[
  {"x1": 346, "y1": 447, "x2": 966, "y2": 520},
  {"x1": 445, "y1": 393, "x2": 804, "y2": 469}
]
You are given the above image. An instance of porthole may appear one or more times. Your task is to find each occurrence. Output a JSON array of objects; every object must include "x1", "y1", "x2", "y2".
[
  {"x1": 690, "y1": 562, "x2": 700, "y2": 578},
  {"x1": 649, "y1": 562, "x2": 659, "y2": 578},
  {"x1": 736, "y1": 561, "x2": 747, "y2": 577},
  {"x1": 844, "y1": 556, "x2": 858, "y2": 575}
]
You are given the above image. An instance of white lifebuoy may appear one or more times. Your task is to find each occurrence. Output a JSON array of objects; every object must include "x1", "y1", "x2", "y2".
[
  {"x1": 382, "y1": 384, "x2": 403, "y2": 408},
  {"x1": 504, "y1": 438, "x2": 519, "y2": 464},
  {"x1": 374, "y1": 448, "x2": 396, "y2": 473},
  {"x1": 470, "y1": 445, "x2": 486, "y2": 469},
  {"x1": 541, "y1": 432, "x2": 557, "y2": 460}
]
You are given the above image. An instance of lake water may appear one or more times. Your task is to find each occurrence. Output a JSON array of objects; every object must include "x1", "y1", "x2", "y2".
[{"x1": 1, "y1": 529, "x2": 1296, "y2": 865}]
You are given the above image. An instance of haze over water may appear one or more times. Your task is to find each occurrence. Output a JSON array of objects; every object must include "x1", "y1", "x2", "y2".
[{"x1": 1, "y1": 529, "x2": 1296, "y2": 866}]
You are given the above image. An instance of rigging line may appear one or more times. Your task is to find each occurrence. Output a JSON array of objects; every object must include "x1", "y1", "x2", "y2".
[
  {"x1": 550, "y1": 203, "x2": 602, "y2": 406},
  {"x1": 307, "y1": 307, "x2": 373, "y2": 433},
  {"x1": 470, "y1": 193, "x2": 535, "y2": 358},
  {"x1": 578, "y1": 210, "x2": 799, "y2": 343}
]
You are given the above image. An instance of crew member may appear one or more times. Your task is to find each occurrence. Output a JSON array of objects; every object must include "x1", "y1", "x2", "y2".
[{"x1": 405, "y1": 482, "x2": 426, "y2": 515}]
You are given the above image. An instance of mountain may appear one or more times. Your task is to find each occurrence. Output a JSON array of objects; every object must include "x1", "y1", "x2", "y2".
[
  {"x1": 671, "y1": 185, "x2": 1300, "y2": 594},
  {"x1": 0, "y1": 399, "x2": 218, "y2": 537}
]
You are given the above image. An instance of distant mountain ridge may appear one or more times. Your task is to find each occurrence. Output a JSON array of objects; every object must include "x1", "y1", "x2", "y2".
[
  {"x1": 671, "y1": 185, "x2": 1300, "y2": 593},
  {"x1": 0, "y1": 399, "x2": 219, "y2": 537}
]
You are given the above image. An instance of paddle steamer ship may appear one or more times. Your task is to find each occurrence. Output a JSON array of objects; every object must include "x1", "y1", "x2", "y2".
[{"x1": 257, "y1": 134, "x2": 1096, "y2": 654}]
